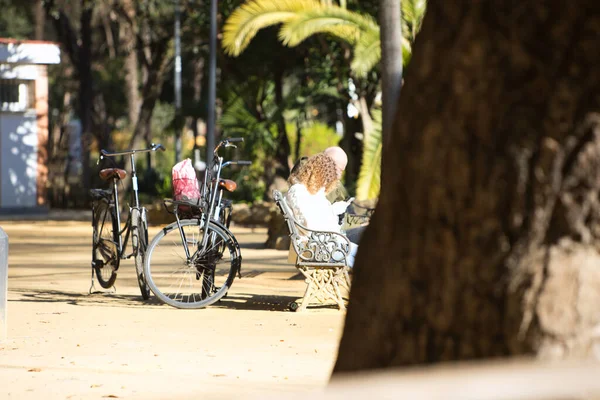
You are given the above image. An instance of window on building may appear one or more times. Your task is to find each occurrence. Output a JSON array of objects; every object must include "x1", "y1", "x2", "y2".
[{"x1": 0, "y1": 79, "x2": 35, "y2": 112}]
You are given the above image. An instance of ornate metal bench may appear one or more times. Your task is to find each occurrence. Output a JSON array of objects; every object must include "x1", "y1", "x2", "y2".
[{"x1": 273, "y1": 190, "x2": 351, "y2": 312}]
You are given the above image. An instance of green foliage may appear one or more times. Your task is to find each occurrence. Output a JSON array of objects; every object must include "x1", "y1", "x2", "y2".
[
  {"x1": 218, "y1": 77, "x2": 279, "y2": 202},
  {"x1": 402, "y1": 0, "x2": 427, "y2": 43},
  {"x1": 222, "y1": 0, "x2": 322, "y2": 56},
  {"x1": 287, "y1": 121, "x2": 340, "y2": 161},
  {"x1": 226, "y1": 165, "x2": 268, "y2": 203},
  {"x1": 351, "y1": 28, "x2": 381, "y2": 77},
  {"x1": 94, "y1": 58, "x2": 128, "y2": 122},
  {"x1": 278, "y1": 6, "x2": 377, "y2": 47},
  {"x1": 355, "y1": 108, "x2": 381, "y2": 201},
  {"x1": 219, "y1": 78, "x2": 279, "y2": 155},
  {"x1": 218, "y1": 66, "x2": 345, "y2": 201},
  {"x1": 0, "y1": 0, "x2": 33, "y2": 39},
  {"x1": 224, "y1": 0, "x2": 427, "y2": 77},
  {"x1": 223, "y1": 0, "x2": 381, "y2": 77},
  {"x1": 353, "y1": 0, "x2": 428, "y2": 199}
]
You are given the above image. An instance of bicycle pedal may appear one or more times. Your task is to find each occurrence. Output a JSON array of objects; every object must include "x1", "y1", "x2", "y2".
[{"x1": 91, "y1": 260, "x2": 104, "y2": 268}]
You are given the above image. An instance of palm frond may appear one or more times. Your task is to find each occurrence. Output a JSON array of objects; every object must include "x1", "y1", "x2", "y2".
[
  {"x1": 350, "y1": 29, "x2": 380, "y2": 77},
  {"x1": 222, "y1": 0, "x2": 322, "y2": 56},
  {"x1": 220, "y1": 95, "x2": 278, "y2": 153},
  {"x1": 351, "y1": 32, "x2": 413, "y2": 76},
  {"x1": 402, "y1": 36, "x2": 412, "y2": 65},
  {"x1": 356, "y1": 108, "x2": 382, "y2": 201},
  {"x1": 278, "y1": 7, "x2": 378, "y2": 47},
  {"x1": 401, "y1": 0, "x2": 427, "y2": 43}
]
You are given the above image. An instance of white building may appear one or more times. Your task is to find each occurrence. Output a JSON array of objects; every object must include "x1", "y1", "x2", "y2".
[{"x1": 0, "y1": 39, "x2": 60, "y2": 212}]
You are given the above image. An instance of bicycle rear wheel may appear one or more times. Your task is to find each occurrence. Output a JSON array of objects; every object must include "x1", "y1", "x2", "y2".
[
  {"x1": 92, "y1": 199, "x2": 119, "y2": 288},
  {"x1": 144, "y1": 219, "x2": 241, "y2": 309},
  {"x1": 131, "y1": 208, "x2": 150, "y2": 300}
]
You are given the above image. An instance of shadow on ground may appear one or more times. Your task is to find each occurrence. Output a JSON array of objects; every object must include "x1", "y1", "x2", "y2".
[
  {"x1": 8, "y1": 289, "x2": 340, "y2": 312},
  {"x1": 9, "y1": 289, "x2": 163, "y2": 308}
]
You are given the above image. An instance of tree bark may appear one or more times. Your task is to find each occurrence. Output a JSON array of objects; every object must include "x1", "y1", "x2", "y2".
[
  {"x1": 191, "y1": 42, "x2": 205, "y2": 149},
  {"x1": 128, "y1": 38, "x2": 171, "y2": 151},
  {"x1": 120, "y1": 0, "x2": 141, "y2": 126},
  {"x1": 79, "y1": 0, "x2": 94, "y2": 192},
  {"x1": 378, "y1": 0, "x2": 402, "y2": 146},
  {"x1": 34, "y1": 0, "x2": 45, "y2": 40},
  {"x1": 274, "y1": 68, "x2": 292, "y2": 177},
  {"x1": 334, "y1": 0, "x2": 600, "y2": 373}
]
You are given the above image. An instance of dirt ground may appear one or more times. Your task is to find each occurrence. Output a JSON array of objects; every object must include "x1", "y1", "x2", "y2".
[{"x1": 0, "y1": 219, "x2": 346, "y2": 400}]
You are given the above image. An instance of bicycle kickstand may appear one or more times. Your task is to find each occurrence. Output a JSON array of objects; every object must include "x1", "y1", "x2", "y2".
[
  {"x1": 89, "y1": 268, "x2": 97, "y2": 294},
  {"x1": 88, "y1": 268, "x2": 117, "y2": 294}
]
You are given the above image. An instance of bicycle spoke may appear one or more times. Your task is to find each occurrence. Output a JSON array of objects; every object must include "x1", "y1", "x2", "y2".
[{"x1": 144, "y1": 220, "x2": 239, "y2": 308}]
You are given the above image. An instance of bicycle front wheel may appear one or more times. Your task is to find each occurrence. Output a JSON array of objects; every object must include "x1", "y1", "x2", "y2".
[
  {"x1": 144, "y1": 219, "x2": 241, "y2": 309},
  {"x1": 92, "y1": 199, "x2": 119, "y2": 288},
  {"x1": 131, "y1": 208, "x2": 150, "y2": 300}
]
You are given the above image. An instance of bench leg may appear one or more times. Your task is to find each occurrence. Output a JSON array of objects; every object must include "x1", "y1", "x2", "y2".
[
  {"x1": 296, "y1": 267, "x2": 348, "y2": 311},
  {"x1": 343, "y1": 267, "x2": 352, "y2": 291},
  {"x1": 297, "y1": 267, "x2": 314, "y2": 312},
  {"x1": 332, "y1": 268, "x2": 348, "y2": 310}
]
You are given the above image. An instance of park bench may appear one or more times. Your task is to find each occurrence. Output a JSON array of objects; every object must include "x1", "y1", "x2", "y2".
[{"x1": 273, "y1": 190, "x2": 352, "y2": 312}]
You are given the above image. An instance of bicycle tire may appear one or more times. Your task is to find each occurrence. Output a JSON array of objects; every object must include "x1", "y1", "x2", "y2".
[
  {"x1": 131, "y1": 208, "x2": 151, "y2": 300},
  {"x1": 144, "y1": 218, "x2": 241, "y2": 309},
  {"x1": 92, "y1": 199, "x2": 119, "y2": 288}
]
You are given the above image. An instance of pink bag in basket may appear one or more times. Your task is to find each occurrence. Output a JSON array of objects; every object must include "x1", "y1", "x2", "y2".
[{"x1": 172, "y1": 158, "x2": 201, "y2": 201}]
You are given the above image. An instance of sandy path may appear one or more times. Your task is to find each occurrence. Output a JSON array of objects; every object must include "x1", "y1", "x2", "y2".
[{"x1": 0, "y1": 220, "x2": 345, "y2": 399}]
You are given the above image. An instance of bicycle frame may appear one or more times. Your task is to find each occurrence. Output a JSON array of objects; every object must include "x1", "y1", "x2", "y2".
[
  {"x1": 100, "y1": 143, "x2": 165, "y2": 258},
  {"x1": 173, "y1": 138, "x2": 249, "y2": 258}
]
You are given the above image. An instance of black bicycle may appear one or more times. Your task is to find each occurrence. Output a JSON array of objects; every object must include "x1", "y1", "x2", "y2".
[
  {"x1": 89, "y1": 143, "x2": 165, "y2": 299},
  {"x1": 144, "y1": 138, "x2": 251, "y2": 308}
]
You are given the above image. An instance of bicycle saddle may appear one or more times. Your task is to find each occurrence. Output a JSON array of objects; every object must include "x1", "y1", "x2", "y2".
[
  {"x1": 217, "y1": 179, "x2": 237, "y2": 192},
  {"x1": 99, "y1": 168, "x2": 127, "y2": 181}
]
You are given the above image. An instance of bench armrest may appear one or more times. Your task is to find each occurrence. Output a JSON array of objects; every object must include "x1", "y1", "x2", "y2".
[
  {"x1": 291, "y1": 221, "x2": 351, "y2": 264},
  {"x1": 273, "y1": 189, "x2": 351, "y2": 264}
]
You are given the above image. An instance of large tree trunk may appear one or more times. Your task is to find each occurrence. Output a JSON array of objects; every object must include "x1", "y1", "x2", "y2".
[
  {"x1": 128, "y1": 39, "x2": 171, "y2": 152},
  {"x1": 334, "y1": 0, "x2": 600, "y2": 373}
]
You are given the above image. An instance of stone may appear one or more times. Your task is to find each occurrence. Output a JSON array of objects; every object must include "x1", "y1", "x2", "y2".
[
  {"x1": 146, "y1": 201, "x2": 176, "y2": 226},
  {"x1": 250, "y1": 201, "x2": 276, "y2": 225},
  {"x1": 274, "y1": 235, "x2": 291, "y2": 251},
  {"x1": 231, "y1": 203, "x2": 252, "y2": 225},
  {"x1": 266, "y1": 176, "x2": 289, "y2": 201},
  {"x1": 265, "y1": 209, "x2": 289, "y2": 249}
]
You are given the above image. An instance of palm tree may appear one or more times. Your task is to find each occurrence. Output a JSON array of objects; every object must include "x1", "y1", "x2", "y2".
[
  {"x1": 222, "y1": 0, "x2": 401, "y2": 78},
  {"x1": 356, "y1": 0, "x2": 426, "y2": 201},
  {"x1": 355, "y1": 107, "x2": 382, "y2": 201},
  {"x1": 222, "y1": 0, "x2": 426, "y2": 200}
]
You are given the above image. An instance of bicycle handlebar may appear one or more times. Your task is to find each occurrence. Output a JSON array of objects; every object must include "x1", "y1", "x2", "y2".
[
  {"x1": 222, "y1": 160, "x2": 252, "y2": 168},
  {"x1": 100, "y1": 143, "x2": 165, "y2": 158},
  {"x1": 214, "y1": 137, "x2": 244, "y2": 155}
]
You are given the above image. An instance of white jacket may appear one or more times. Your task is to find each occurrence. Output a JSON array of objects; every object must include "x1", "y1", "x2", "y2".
[{"x1": 285, "y1": 184, "x2": 348, "y2": 233}]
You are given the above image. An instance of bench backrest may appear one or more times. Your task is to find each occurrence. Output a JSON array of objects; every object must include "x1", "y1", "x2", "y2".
[
  {"x1": 273, "y1": 189, "x2": 349, "y2": 266},
  {"x1": 273, "y1": 189, "x2": 304, "y2": 238}
]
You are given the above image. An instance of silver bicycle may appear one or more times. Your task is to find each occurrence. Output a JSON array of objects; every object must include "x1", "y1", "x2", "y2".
[{"x1": 143, "y1": 138, "x2": 251, "y2": 308}]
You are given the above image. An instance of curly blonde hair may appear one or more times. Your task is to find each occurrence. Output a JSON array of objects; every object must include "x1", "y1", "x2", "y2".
[{"x1": 289, "y1": 153, "x2": 338, "y2": 194}]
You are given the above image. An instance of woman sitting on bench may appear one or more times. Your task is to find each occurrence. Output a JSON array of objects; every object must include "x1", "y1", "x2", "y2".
[{"x1": 285, "y1": 152, "x2": 362, "y2": 267}]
